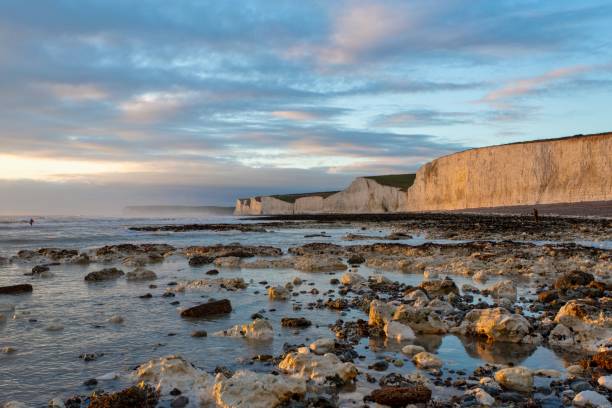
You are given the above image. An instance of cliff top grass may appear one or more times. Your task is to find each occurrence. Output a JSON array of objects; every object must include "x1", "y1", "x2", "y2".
[
  {"x1": 271, "y1": 191, "x2": 339, "y2": 203},
  {"x1": 364, "y1": 173, "x2": 416, "y2": 191}
]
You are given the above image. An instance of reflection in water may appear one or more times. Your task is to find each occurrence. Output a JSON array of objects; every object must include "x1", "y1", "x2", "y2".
[{"x1": 460, "y1": 335, "x2": 537, "y2": 365}]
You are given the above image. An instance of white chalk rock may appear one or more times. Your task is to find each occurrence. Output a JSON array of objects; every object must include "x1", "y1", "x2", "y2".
[
  {"x1": 466, "y1": 388, "x2": 495, "y2": 406},
  {"x1": 340, "y1": 272, "x2": 366, "y2": 286},
  {"x1": 109, "y1": 315, "x2": 124, "y2": 324},
  {"x1": 494, "y1": 366, "x2": 533, "y2": 392},
  {"x1": 401, "y1": 345, "x2": 425, "y2": 356},
  {"x1": 136, "y1": 355, "x2": 215, "y2": 403},
  {"x1": 384, "y1": 321, "x2": 415, "y2": 342},
  {"x1": 598, "y1": 375, "x2": 612, "y2": 391},
  {"x1": 368, "y1": 300, "x2": 393, "y2": 327},
  {"x1": 488, "y1": 279, "x2": 517, "y2": 301},
  {"x1": 268, "y1": 285, "x2": 289, "y2": 300},
  {"x1": 412, "y1": 352, "x2": 443, "y2": 369},
  {"x1": 214, "y1": 319, "x2": 273, "y2": 341},
  {"x1": 551, "y1": 300, "x2": 612, "y2": 352},
  {"x1": 573, "y1": 390, "x2": 612, "y2": 407},
  {"x1": 451, "y1": 307, "x2": 531, "y2": 343},
  {"x1": 214, "y1": 369, "x2": 306, "y2": 408},
  {"x1": 279, "y1": 349, "x2": 357, "y2": 384},
  {"x1": 1, "y1": 402, "x2": 30, "y2": 408},
  {"x1": 1, "y1": 346, "x2": 16, "y2": 353},
  {"x1": 309, "y1": 338, "x2": 335, "y2": 355}
]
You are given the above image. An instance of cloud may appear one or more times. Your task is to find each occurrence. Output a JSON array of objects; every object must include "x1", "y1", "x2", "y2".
[
  {"x1": 372, "y1": 109, "x2": 473, "y2": 128},
  {"x1": 481, "y1": 65, "x2": 593, "y2": 106}
]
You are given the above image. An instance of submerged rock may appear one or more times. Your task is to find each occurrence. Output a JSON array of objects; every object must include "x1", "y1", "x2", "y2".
[
  {"x1": 293, "y1": 256, "x2": 347, "y2": 272},
  {"x1": 452, "y1": 307, "x2": 531, "y2": 343},
  {"x1": 180, "y1": 299, "x2": 232, "y2": 318},
  {"x1": 84, "y1": 268, "x2": 125, "y2": 282},
  {"x1": 173, "y1": 278, "x2": 247, "y2": 293},
  {"x1": 214, "y1": 319, "x2": 273, "y2": 341},
  {"x1": 279, "y1": 348, "x2": 357, "y2": 384},
  {"x1": 494, "y1": 366, "x2": 533, "y2": 392},
  {"x1": 281, "y1": 317, "x2": 312, "y2": 328},
  {"x1": 126, "y1": 268, "x2": 157, "y2": 281},
  {"x1": 213, "y1": 370, "x2": 306, "y2": 408},
  {"x1": 188, "y1": 255, "x2": 214, "y2": 266},
  {"x1": 0, "y1": 284, "x2": 33, "y2": 295}
]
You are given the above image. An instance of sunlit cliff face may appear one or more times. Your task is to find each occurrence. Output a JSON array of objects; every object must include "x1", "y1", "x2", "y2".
[{"x1": 0, "y1": 0, "x2": 611, "y2": 214}]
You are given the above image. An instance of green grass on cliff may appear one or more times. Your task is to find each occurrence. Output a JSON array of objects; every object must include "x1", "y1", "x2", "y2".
[
  {"x1": 271, "y1": 191, "x2": 339, "y2": 203},
  {"x1": 364, "y1": 173, "x2": 416, "y2": 191}
]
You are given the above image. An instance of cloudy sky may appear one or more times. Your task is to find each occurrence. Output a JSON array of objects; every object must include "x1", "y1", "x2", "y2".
[{"x1": 1, "y1": 0, "x2": 611, "y2": 215}]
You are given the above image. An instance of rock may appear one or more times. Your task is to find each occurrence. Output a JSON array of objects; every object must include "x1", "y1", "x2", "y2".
[
  {"x1": 340, "y1": 272, "x2": 366, "y2": 287},
  {"x1": 573, "y1": 390, "x2": 611, "y2": 407},
  {"x1": 310, "y1": 338, "x2": 335, "y2": 355},
  {"x1": 451, "y1": 307, "x2": 531, "y2": 343},
  {"x1": 31, "y1": 265, "x2": 50, "y2": 275},
  {"x1": 392, "y1": 304, "x2": 448, "y2": 334},
  {"x1": 191, "y1": 330, "x2": 207, "y2": 338},
  {"x1": 278, "y1": 349, "x2": 357, "y2": 384},
  {"x1": 488, "y1": 279, "x2": 517, "y2": 301},
  {"x1": 173, "y1": 278, "x2": 247, "y2": 292},
  {"x1": 384, "y1": 321, "x2": 416, "y2": 342},
  {"x1": 136, "y1": 355, "x2": 214, "y2": 399},
  {"x1": 1, "y1": 346, "x2": 16, "y2": 353},
  {"x1": 126, "y1": 268, "x2": 157, "y2": 281},
  {"x1": 369, "y1": 300, "x2": 393, "y2": 327},
  {"x1": 419, "y1": 277, "x2": 459, "y2": 297},
  {"x1": 292, "y1": 277, "x2": 302, "y2": 285},
  {"x1": 494, "y1": 366, "x2": 533, "y2": 392},
  {"x1": 84, "y1": 268, "x2": 125, "y2": 282},
  {"x1": 170, "y1": 396, "x2": 189, "y2": 408},
  {"x1": 214, "y1": 319, "x2": 273, "y2": 341},
  {"x1": 347, "y1": 254, "x2": 365, "y2": 265},
  {"x1": 45, "y1": 322, "x2": 64, "y2": 332},
  {"x1": 294, "y1": 256, "x2": 347, "y2": 272},
  {"x1": 534, "y1": 369, "x2": 562, "y2": 378},
  {"x1": 0, "y1": 284, "x2": 33, "y2": 295},
  {"x1": 109, "y1": 315, "x2": 124, "y2": 324},
  {"x1": 180, "y1": 299, "x2": 232, "y2": 318},
  {"x1": 401, "y1": 345, "x2": 426, "y2": 356},
  {"x1": 369, "y1": 385, "x2": 432, "y2": 406},
  {"x1": 268, "y1": 285, "x2": 289, "y2": 300},
  {"x1": 412, "y1": 352, "x2": 442, "y2": 369},
  {"x1": 550, "y1": 299, "x2": 611, "y2": 351},
  {"x1": 205, "y1": 269, "x2": 219, "y2": 275},
  {"x1": 214, "y1": 256, "x2": 241, "y2": 268},
  {"x1": 466, "y1": 388, "x2": 495, "y2": 406},
  {"x1": 88, "y1": 383, "x2": 159, "y2": 408},
  {"x1": 281, "y1": 317, "x2": 312, "y2": 328},
  {"x1": 213, "y1": 369, "x2": 306, "y2": 408},
  {"x1": 555, "y1": 271, "x2": 594, "y2": 291},
  {"x1": 189, "y1": 256, "x2": 214, "y2": 266},
  {"x1": 597, "y1": 375, "x2": 612, "y2": 391},
  {"x1": 592, "y1": 351, "x2": 612, "y2": 370},
  {"x1": 571, "y1": 381, "x2": 593, "y2": 393},
  {"x1": 1, "y1": 402, "x2": 30, "y2": 408}
]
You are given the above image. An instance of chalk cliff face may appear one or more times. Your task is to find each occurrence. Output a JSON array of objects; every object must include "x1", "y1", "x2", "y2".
[
  {"x1": 234, "y1": 196, "x2": 293, "y2": 215},
  {"x1": 294, "y1": 178, "x2": 406, "y2": 213},
  {"x1": 234, "y1": 177, "x2": 406, "y2": 215},
  {"x1": 405, "y1": 133, "x2": 612, "y2": 211}
]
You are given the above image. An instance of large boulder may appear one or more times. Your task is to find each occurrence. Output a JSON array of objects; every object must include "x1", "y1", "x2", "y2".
[
  {"x1": 412, "y1": 352, "x2": 443, "y2": 369},
  {"x1": 214, "y1": 319, "x2": 273, "y2": 341},
  {"x1": 213, "y1": 370, "x2": 306, "y2": 408},
  {"x1": 419, "y1": 277, "x2": 459, "y2": 298},
  {"x1": 368, "y1": 300, "x2": 394, "y2": 327},
  {"x1": 494, "y1": 367, "x2": 533, "y2": 392},
  {"x1": 126, "y1": 268, "x2": 157, "y2": 281},
  {"x1": 268, "y1": 285, "x2": 289, "y2": 300},
  {"x1": 180, "y1": 299, "x2": 232, "y2": 318},
  {"x1": 340, "y1": 272, "x2": 366, "y2": 287},
  {"x1": 278, "y1": 349, "x2": 357, "y2": 384},
  {"x1": 549, "y1": 299, "x2": 611, "y2": 352},
  {"x1": 384, "y1": 321, "x2": 416, "y2": 342},
  {"x1": 392, "y1": 304, "x2": 449, "y2": 334},
  {"x1": 572, "y1": 390, "x2": 611, "y2": 408},
  {"x1": 84, "y1": 268, "x2": 125, "y2": 282},
  {"x1": 451, "y1": 307, "x2": 531, "y2": 343},
  {"x1": 487, "y1": 279, "x2": 517, "y2": 302},
  {"x1": 0, "y1": 284, "x2": 33, "y2": 295}
]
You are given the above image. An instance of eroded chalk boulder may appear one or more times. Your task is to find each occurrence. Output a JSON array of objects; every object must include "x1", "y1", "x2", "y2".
[
  {"x1": 213, "y1": 319, "x2": 274, "y2": 341},
  {"x1": 549, "y1": 299, "x2": 612, "y2": 352},
  {"x1": 494, "y1": 366, "x2": 533, "y2": 392},
  {"x1": 451, "y1": 307, "x2": 531, "y2": 343},
  {"x1": 278, "y1": 348, "x2": 357, "y2": 384}
]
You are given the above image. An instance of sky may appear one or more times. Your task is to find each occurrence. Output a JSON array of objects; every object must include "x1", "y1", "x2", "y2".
[{"x1": 0, "y1": 0, "x2": 611, "y2": 215}]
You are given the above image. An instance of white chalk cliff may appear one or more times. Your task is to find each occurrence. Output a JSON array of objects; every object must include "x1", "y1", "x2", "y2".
[{"x1": 234, "y1": 133, "x2": 612, "y2": 215}]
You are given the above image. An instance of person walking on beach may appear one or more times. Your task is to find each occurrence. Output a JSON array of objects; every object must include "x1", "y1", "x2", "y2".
[{"x1": 29, "y1": 218, "x2": 34, "y2": 226}]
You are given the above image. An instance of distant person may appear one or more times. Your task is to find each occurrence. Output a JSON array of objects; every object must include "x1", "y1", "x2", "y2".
[
  {"x1": 29, "y1": 218, "x2": 34, "y2": 226},
  {"x1": 533, "y1": 208, "x2": 539, "y2": 223}
]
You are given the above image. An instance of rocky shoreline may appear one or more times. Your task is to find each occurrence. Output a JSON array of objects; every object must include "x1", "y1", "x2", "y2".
[{"x1": 1, "y1": 215, "x2": 610, "y2": 407}]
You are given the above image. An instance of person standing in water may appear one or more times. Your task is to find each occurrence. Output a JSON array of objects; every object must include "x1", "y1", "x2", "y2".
[{"x1": 29, "y1": 218, "x2": 34, "y2": 226}]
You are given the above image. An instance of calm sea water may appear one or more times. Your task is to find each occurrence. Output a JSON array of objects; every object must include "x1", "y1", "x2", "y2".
[{"x1": 0, "y1": 216, "x2": 604, "y2": 406}]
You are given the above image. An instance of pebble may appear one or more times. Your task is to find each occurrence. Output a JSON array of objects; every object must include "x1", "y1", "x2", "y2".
[{"x1": 170, "y1": 396, "x2": 189, "y2": 408}]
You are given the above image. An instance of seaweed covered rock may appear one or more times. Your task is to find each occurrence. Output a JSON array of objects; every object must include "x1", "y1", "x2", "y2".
[
  {"x1": 88, "y1": 383, "x2": 159, "y2": 408},
  {"x1": 84, "y1": 268, "x2": 125, "y2": 282},
  {"x1": 368, "y1": 385, "x2": 432, "y2": 406},
  {"x1": 180, "y1": 299, "x2": 232, "y2": 318}
]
